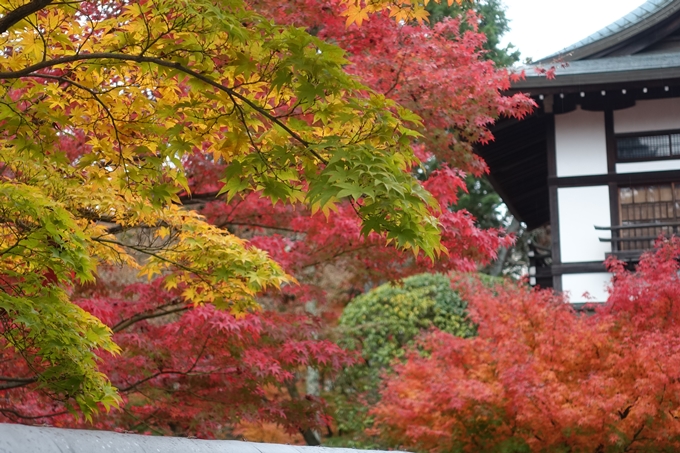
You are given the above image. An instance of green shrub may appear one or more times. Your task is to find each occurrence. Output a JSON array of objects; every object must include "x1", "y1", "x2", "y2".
[
  {"x1": 327, "y1": 272, "x2": 477, "y2": 448},
  {"x1": 340, "y1": 272, "x2": 474, "y2": 368}
]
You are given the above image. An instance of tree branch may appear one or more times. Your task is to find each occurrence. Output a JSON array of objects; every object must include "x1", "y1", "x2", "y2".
[
  {"x1": 95, "y1": 237, "x2": 205, "y2": 277},
  {"x1": 0, "y1": 375, "x2": 37, "y2": 382},
  {"x1": 285, "y1": 382, "x2": 321, "y2": 446},
  {"x1": 0, "y1": 407, "x2": 67, "y2": 420},
  {"x1": 112, "y1": 303, "x2": 189, "y2": 333},
  {"x1": 0, "y1": 53, "x2": 329, "y2": 165},
  {"x1": 0, "y1": 375, "x2": 38, "y2": 390},
  {"x1": 118, "y1": 337, "x2": 210, "y2": 393},
  {"x1": 0, "y1": 0, "x2": 54, "y2": 35},
  {"x1": 623, "y1": 423, "x2": 646, "y2": 452},
  {"x1": 215, "y1": 220, "x2": 298, "y2": 233},
  {"x1": 179, "y1": 191, "x2": 221, "y2": 204}
]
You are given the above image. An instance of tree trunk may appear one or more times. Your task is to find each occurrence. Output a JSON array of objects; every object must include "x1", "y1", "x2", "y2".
[
  {"x1": 286, "y1": 381, "x2": 321, "y2": 446},
  {"x1": 303, "y1": 299, "x2": 322, "y2": 445}
]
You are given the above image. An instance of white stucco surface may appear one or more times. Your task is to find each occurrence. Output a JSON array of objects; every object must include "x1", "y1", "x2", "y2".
[
  {"x1": 555, "y1": 108, "x2": 608, "y2": 177},
  {"x1": 0, "y1": 423, "x2": 395, "y2": 453},
  {"x1": 562, "y1": 272, "x2": 611, "y2": 303},
  {"x1": 614, "y1": 98, "x2": 680, "y2": 134},
  {"x1": 558, "y1": 186, "x2": 611, "y2": 263},
  {"x1": 616, "y1": 160, "x2": 680, "y2": 173}
]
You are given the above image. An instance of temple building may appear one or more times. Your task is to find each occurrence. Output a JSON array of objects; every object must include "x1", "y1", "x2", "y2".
[{"x1": 478, "y1": 0, "x2": 680, "y2": 303}]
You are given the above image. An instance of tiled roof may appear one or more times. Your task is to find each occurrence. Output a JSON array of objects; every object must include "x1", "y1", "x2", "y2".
[
  {"x1": 541, "y1": 0, "x2": 674, "y2": 60},
  {"x1": 512, "y1": 50, "x2": 680, "y2": 92},
  {"x1": 527, "y1": 51, "x2": 680, "y2": 78}
]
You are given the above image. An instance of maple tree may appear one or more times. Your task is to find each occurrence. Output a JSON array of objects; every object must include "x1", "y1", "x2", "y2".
[
  {"x1": 0, "y1": 0, "x2": 455, "y2": 416},
  {"x1": 0, "y1": 0, "x2": 534, "y2": 440},
  {"x1": 372, "y1": 239, "x2": 680, "y2": 453}
]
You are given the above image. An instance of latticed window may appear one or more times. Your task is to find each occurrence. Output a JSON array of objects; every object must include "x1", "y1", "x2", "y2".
[
  {"x1": 619, "y1": 184, "x2": 680, "y2": 251},
  {"x1": 617, "y1": 133, "x2": 680, "y2": 160}
]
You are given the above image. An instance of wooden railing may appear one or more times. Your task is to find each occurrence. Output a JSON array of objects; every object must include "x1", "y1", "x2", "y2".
[
  {"x1": 595, "y1": 221, "x2": 680, "y2": 260},
  {"x1": 527, "y1": 240, "x2": 552, "y2": 287}
]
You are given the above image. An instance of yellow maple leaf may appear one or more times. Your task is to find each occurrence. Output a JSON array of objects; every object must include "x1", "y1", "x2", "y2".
[{"x1": 344, "y1": 4, "x2": 371, "y2": 27}]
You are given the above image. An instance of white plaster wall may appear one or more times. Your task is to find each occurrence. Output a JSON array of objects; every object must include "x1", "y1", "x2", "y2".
[
  {"x1": 616, "y1": 160, "x2": 680, "y2": 173},
  {"x1": 558, "y1": 186, "x2": 611, "y2": 263},
  {"x1": 562, "y1": 273, "x2": 611, "y2": 303},
  {"x1": 614, "y1": 98, "x2": 680, "y2": 134},
  {"x1": 555, "y1": 108, "x2": 608, "y2": 177}
]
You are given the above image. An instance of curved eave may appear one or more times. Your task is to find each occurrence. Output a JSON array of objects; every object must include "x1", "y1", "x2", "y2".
[{"x1": 537, "y1": 0, "x2": 680, "y2": 63}]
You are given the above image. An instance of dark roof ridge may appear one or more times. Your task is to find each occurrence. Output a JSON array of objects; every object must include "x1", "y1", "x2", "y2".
[{"x1": 537, "y1": 0, "x2": 679, "y2": 64}]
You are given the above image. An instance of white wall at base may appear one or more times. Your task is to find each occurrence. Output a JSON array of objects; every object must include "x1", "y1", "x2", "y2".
[
  {"x1": 562, "y1": 273, "x2": 611, "y2": 303},
  {"x1": 616, "y1": 160, "x2": 680, "y2": 173},
  {"x1": 558, "y1": 186, "x2": 611, "y2": 263},
  {"x1": 614, "y1": 98, "x2": 680, "y2": 134},
  {"x1": 555, "y1": 107, "x2": 607, "y2": 177}
]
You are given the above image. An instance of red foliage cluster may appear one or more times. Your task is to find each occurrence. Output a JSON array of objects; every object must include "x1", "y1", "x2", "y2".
[
  {"x1": 373, "y1": 239, "x2": 680, "y2": 452},
  {"x1": 2, "y1": 276, "x2": 353, "y2": 437},
  {"x1": 255, "y1": 0, "x2": 534, "y2": 174}
]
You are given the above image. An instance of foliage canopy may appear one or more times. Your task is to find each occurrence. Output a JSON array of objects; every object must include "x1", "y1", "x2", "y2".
[
  {"x1": 0, "y1": 0, "x2": 470, "y2": 415},
  {"x1": 0, "y1": 0, "x2": 537, "y2": 439}
]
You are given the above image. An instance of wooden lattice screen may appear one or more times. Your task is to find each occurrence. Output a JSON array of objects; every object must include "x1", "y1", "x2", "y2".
[{"x1": 619, "y1": 184, "x2": 680, "y2": 251}]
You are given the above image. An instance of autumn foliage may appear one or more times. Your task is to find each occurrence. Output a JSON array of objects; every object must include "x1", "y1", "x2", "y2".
[
  {"x1": 2, "y1": 273, "x2": 355, "y2": 437},
  {"x1": 373, "y1": 239, "x2": 680, "y2": 452},
  {"x1": 0, "y1": 0, "x2": 532, "y2": 441}
]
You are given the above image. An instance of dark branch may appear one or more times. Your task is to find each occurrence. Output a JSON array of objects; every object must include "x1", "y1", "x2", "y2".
[
  {"x1": 95, "y1": 237, "x2": 204, "y2": 277},
  {"x1": 0, "y1": 375, "x2": 38, "y2": 390},
  {"x1": 179, "y1": 191, "x2": 221, "y2": 203},
  {"x1": 118, "y1": 337, "x2": 209, "y2": 392},
  {"x1": 623, "y1": 423, "x2": 646, "y2": 452},
  {"x1": 118, "y1": 370, "x2": 180, "y2": 393},
  {"x1": 285, "y1": 382, "x2": 321, "y2": 446},
  {"x1": 618, "y1": 404, "x2": 633, "y2": 420},
  {"x1": 0, "y1": 0, "x2": 54, "y2": 35},
  {"x1": 0, "y1": 375, "x2": 37, "y2": 382},
  {"x1": 0, "y1": 407, "x2": 67, "y2": 420},
  {"x1": 215, "y1": 220, "x2": 298, "y2": 233},
  {"x1": 112, "y1": 303, "x2": 188, "y2": 333}
]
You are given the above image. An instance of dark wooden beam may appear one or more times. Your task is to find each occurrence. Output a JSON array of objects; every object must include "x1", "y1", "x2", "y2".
[
  {"x1": 545, "y1": 113, "x2": 562, "y2": 291},
  {"x1": 548, "y1": 170, "x2": 680, "y2": 188},
  {"x1": 550, "y1": 261, "x2": 607, "y2": 275},
  {"x1": 605, "y1": 109, "x2": 620, "y2": 250}
]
